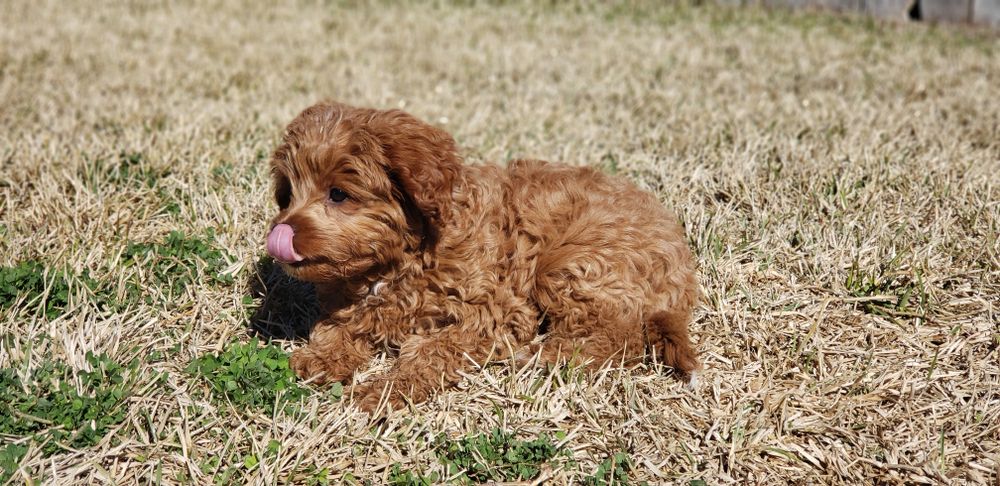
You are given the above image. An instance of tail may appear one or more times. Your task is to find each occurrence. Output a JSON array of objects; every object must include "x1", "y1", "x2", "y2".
[{"x1": 646, "y1": 310, "x2": 701, "y2": 388}]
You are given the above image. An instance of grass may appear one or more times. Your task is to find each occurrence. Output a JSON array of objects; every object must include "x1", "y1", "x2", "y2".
[
  {"x1": 432, "y1": 429, "x2": 566, "y2": 482},
  {"x1": 79, "y1": 151, "x2": 170, "y2": 192},
  {"x1": 387, "y1": 429, "x2": 573, "y2": 484},
  {"x1": 583, "y1": 452, "x2": 645, "y2": 486},
  {"x1": 0, "y1": 229, "x2": 234, "y2": 318},
  {"x1": 0, "y1": 261, "x2": 75, "y2": 319},
  {"x1": 0, "y1": 0, "x2": 998, "y2": 484},
  {"x1": 0, "y1": 352, "x2": 140, "y2": 482},
  {"x1": 187, "y1": 338, "x2": 318, "y2": 412},
  {"x1": 120, "y1": 229, "x2": 236, "y2": 298},
  {"x1": 843, "y1": 253, "x2": 928, "y2": 317}
]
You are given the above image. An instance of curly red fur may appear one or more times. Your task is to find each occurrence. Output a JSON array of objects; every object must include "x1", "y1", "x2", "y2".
[{"x1": 268, "y1": 101, "x2": 701, "y2": 413}]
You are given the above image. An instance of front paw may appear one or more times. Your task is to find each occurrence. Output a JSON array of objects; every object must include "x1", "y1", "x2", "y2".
[
  {"x1": 513, "y1": 343, "x2": 542, "y2": 367},
  {"x1": 350, "y1": 379, "x2": 414, "y2": 415},
  {"x1": 289, "y1": 347, "x2": 352, "y2": 385}
]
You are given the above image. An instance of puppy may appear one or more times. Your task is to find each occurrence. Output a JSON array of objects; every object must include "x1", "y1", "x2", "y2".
[{"x1": 266, "y1": 101, "x2": 700, "y2": 413}]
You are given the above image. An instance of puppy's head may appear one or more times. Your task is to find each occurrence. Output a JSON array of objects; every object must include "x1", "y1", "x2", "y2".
[{"x1": 266, "y1": 101, "x2": 460, "y2": 283}]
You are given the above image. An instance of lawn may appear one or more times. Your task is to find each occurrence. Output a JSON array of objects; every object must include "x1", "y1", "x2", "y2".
[{"x1": 0, "y1": 1, "x2": 998, "y2": 484}]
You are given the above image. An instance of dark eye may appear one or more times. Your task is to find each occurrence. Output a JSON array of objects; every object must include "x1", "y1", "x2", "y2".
[{"x1": 329, "y1": 187, "x2": 348, "y2": 203}]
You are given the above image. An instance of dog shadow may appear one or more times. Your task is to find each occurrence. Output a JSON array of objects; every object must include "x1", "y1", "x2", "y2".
[{"x1": 247, "y1": 255, "x2": 320, "y2": 341}]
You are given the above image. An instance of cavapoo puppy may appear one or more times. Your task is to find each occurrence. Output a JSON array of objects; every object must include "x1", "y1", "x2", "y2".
[{"x1": 266, "y1": 101, "x2": 700, "y2": 413}]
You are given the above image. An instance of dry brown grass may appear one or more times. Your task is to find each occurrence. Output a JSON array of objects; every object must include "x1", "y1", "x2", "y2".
[{"x1": 1, "y1": 1, "x2": 999, "y2": 484}]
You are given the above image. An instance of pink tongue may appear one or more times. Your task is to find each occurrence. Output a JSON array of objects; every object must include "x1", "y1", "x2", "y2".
[{"x1": 266, "y1": 224, "x2": 304, "y2": 263}]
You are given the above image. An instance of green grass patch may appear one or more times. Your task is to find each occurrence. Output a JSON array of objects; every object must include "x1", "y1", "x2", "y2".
[
  {"x1": 298, "y1": 464, "x2": 332, "y2": 486},
  {"x1": 583, "y1": 452, "x2": 647, "y2": 486},
  {"x1": 0, "y1": 352, "x2": 139, "y2": 470},
  {"x1": 0, "y1": 261, "x2": 113, "y2": 318},
  {"x1": 844, "y1": 254, "x2": 928, "y2": 317},
  {"x1": 390, "y1": 429, "x2": 568, "y2": 484},
  {"x1": 0, "y1": 260, "x2": 76, "y2": 319},
  {"x1": 1, "y1": 230, "x2": 233, "y2": 317},
  {"x1": 120, "y1": 229, "x2": 235, "y2": 302},
  {"x1": 197, "y1": 436, "x2": 332, "y2": 486},
  {"x1": 79, "y1": 151, "x2": 170, "y2": 191},
  {"x1": 211, "y1": 158, "x2": 264, "y2": 191},
  {"x1": 0, "y1": 443, "x2": 29, "y2": 484},
  {"x1": 388, "y1": 463, "x2": 438, "y2": 485},
  {"x1": 438, "y1": 429, "x2": 565, "y2": 483},
  {"x1": 156, "y1": 186, "x2": 184, "y2": 217},
  {"x1": 0, "y1": 259, "x2": 139, "y2": 318},
  {"x1": 186, "y1": 338, "x2": 314, "y2": 412}
]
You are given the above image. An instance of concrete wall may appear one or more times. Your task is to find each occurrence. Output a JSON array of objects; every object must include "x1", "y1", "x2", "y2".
[
  {"x1": 730, "y1": 0, "x2": 1000, "y2": 27},
  {"x1": 919, "y1": 0, "x2": 972, "y2": 23},
  {"x1": 973, "y1": 0, "x2": 1000, "y2": 26}
]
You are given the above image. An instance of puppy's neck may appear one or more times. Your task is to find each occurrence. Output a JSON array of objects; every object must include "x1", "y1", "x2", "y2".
[
  {"x1": 324, "y1": 257, "x2": 421, "y2": 307},
  {"x1": 368, "y1": 280, "x2": 387, "y2": 296},
  {"x1": 340, "y1": 274, "x2": 389, "y2": 300}
]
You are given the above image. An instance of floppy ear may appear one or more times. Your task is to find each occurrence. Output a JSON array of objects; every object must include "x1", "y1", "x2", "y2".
[{"x1": 367, "y1": 109, "x2": 461, "y2": 232}]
